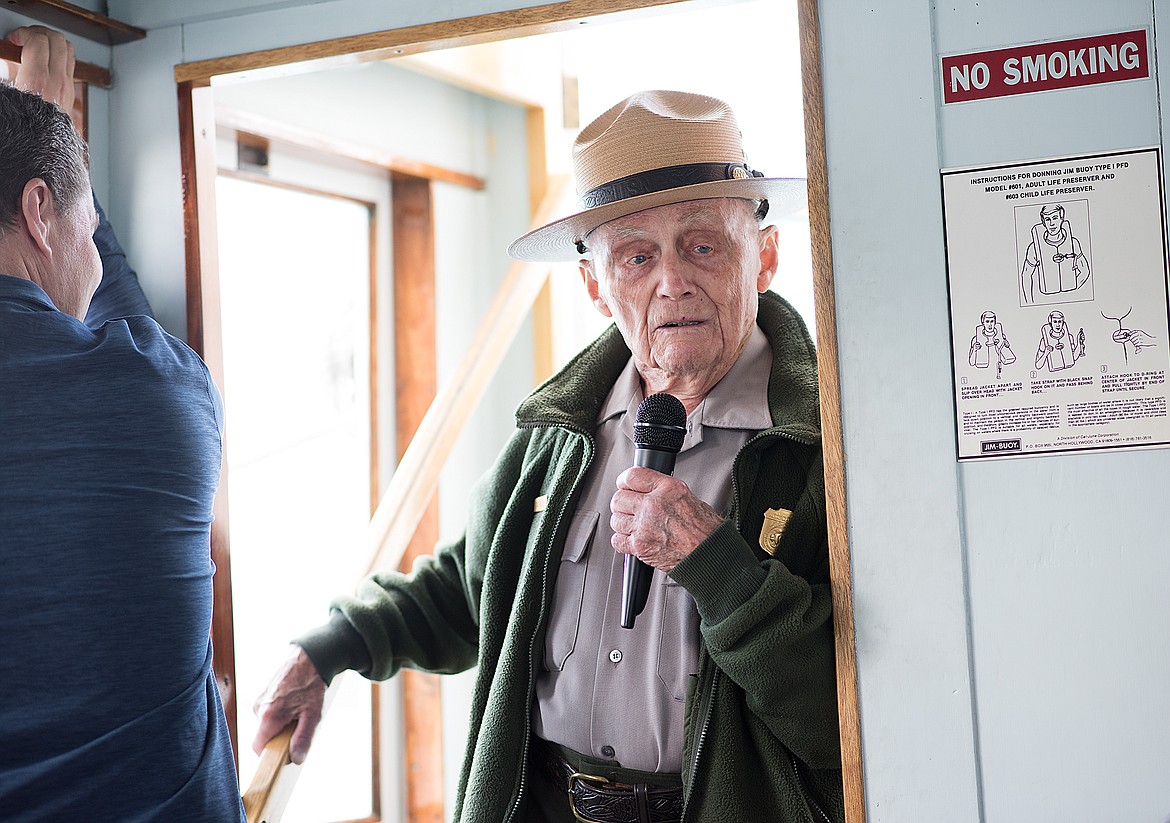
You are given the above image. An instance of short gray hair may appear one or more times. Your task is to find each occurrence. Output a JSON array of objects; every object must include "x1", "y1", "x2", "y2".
[{"x1": 0, "y1": 81, "x2": 90, "y2": 232}]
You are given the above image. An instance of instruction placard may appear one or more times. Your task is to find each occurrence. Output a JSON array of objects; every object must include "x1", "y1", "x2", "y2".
[{"x1": 942, "y1": 147, "x2": 1170, "y2": 460}]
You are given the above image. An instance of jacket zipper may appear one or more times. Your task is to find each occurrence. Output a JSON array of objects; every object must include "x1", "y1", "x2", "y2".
[
  {"x1": 679, "y1": 426, "x2": 816, "y2": 823},
  {"x1": 728, "y1": 427, "x2": 815, "y2": 534},
  {"x1": 790, "y1": 753, "x2": 833, "y2": 823},
  {"x1": 680, "y1": 666, "x2": 719, "y2": 823},
  {"x1": 504, "y1": 432, "x2": 592, "y2": 823},
  {"x1": 746, "y1": 427, "x2": 833, "y2": 823}
]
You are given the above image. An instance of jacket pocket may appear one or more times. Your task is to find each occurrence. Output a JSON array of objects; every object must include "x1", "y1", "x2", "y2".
[{"x1": 542, "y1": 509, "x2": 598, "y2": 672}]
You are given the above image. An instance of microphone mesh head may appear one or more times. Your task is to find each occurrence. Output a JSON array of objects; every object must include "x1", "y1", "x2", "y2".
[{"x1": 634, "y1": 393, "x2": 686, "y2": 452}]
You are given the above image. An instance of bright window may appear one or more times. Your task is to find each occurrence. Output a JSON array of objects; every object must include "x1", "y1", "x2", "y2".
[{"x1": 217, "y1": 175, "x2": 377, "y2": 823}]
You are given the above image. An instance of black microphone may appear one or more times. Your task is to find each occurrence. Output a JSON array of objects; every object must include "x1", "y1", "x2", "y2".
[{"x1": 620, "y1": 392, "x2": 686, "y2": 629}]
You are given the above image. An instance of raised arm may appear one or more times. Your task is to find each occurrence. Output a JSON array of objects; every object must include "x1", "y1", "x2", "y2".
[
  {"x1": 5, "y1": 25, "x2": 155, "y2": 327},
  {"x1": 86, "y1": 197, "x2": 155, "y2": 326}
]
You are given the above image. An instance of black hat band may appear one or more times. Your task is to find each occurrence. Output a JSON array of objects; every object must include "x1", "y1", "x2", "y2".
[{"x1": 580, "y1": 162, "x2": 764, "y2": 209}]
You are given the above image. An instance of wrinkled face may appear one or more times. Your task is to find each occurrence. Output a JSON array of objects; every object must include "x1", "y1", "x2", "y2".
[
  {"x1": 580, "y1": 198, "x2": 777, "y2": 395},
  {"x1": 49, "y1": 192, "x2": 102, "y2": 319}
]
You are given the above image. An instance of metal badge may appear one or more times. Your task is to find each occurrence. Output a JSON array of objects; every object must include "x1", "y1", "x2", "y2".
[{"x1": 758, "y1": 507, "x2": 792, "y2": 555}]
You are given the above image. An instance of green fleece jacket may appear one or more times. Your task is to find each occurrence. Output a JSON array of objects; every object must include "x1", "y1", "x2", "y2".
[{"x1": 299, "y1": 290, "x2": 844, "y2": 823}]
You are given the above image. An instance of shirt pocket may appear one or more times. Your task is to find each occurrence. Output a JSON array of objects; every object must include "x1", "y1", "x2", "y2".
[
  {"x1": 656, "y1": 579, "x2": 700, "y2": 702},
  {"x1": 542, "y1": 509, "x2": 599, "y2": 672}
]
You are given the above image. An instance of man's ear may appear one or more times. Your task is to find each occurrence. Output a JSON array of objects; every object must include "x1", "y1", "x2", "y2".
[
  {"x1": 579, "y1": 260, "x2": 613, "y2": 318},
  {"x1": 756, "y1": 224, "x2": 779, "y2": 293},
  {"x1": 21, "y1": 178, "x2": 54, "y2": 258}
]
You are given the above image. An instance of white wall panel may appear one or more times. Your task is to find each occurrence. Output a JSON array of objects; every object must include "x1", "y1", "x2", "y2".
[
  {"x1": 817, "y1": 3, "x2": 981, "y2": 820},
  {"x1": 935, "y1": 2, "x2": 1170, "y2": 820}
]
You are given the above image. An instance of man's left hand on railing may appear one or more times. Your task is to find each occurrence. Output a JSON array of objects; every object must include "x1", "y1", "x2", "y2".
[
  {"x1": 2, "y1": 26, "x2": 82, "y2": 131},
  {"x1": 253, "y1": 645, "x2": 327, "y2": 765}
]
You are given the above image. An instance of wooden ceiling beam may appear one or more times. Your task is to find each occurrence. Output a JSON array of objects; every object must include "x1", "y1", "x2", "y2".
[{"x1": 3, "y1": 0, "x2": 145, "y2": 46}]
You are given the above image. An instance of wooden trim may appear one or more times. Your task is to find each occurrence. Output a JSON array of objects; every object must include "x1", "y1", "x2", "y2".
[
  {"x1": 365, "y1": 194, "x2": 385, "y2": 823},
  {"x1": 363, "y1": 175, "x2": 571, "y2": 576},
  {"x1": 391, "y1": 174, "x2": 438, "y2": 527},
  {"x1": 0, "y1": 39, "x2": 111, "y2": 87},
  {"x1": 179, "y1": 81, "x2": 204, "y2": 354},
  {"x1": 797, "y1": 1, "x2": 865, "y2": 821},
  {"x1": 242, "y1": 726, "x2": 299, "y2": 822},
  {"x1": 178, "y1": 78, "x2": 241, "y2": 766},
  {"x1": 73, "y1": 79, "x2": 87, "y2": 140},
  {"x1": 391, "y1": 172, "x2": 445, "y2": 823},
  {"x1": 217, "y1": 106, "x2": 485, "y2": 190},
  {"x1": 368, "y1": 683, "x2": 382, "y2": 819},
  {"x1": 216, "y1": 167, "x2": 378, "y2": 205},
  {"x1": 213, "y1": 163, "x2": 386, "y2": 823},
  {"x1": 173, "y1": 0, "x2": 695, "y2": 84},
  {"x1": 367, "y1": 184, "x2": 384, "y2": 823},
  {"x1": 526, "y1": 106, "x2": 556, "y2": 384},
  {"x1": 369, "y1": 204, "x2": 382, "y2": 532},
  {"x1": 398, "y1": 670, "x2": 443, "y2": 823},
  {"x1": 1, "y1": 0, "x2": 145, "y2": 46}
]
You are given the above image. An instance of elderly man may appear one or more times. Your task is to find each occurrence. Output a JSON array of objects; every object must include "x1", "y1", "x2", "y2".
[
  {"x1": 0, "y1": 28, "x2": 245, "y2": 822},
  {"x1": 256, "y1": 90, "x2": 843, "y2": 823}
]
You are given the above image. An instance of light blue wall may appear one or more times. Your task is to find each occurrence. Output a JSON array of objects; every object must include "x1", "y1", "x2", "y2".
[
  {"x1": 817, "y1": 4, "x2": 981, "y2": 819},
  {"x1": 939, "y1": 4, "x2": 1170, "y2": 822},
  {"x1": 821, "y1": 1, "x2": 1170, "y2": 820}
]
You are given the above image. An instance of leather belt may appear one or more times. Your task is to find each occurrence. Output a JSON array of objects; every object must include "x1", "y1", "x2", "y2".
[{"x1": 537, "y1": 741, "x2": 683, "y2": 823}]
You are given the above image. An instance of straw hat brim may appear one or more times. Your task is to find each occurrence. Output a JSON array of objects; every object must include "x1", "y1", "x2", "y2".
[{"x1": 507, "y1": 176, "x2": 807, "y2": 262}]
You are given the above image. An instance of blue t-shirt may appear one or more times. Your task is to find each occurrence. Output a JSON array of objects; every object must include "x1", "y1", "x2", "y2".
[
  {"x1": 85, "y1": 197, "x2": 155, "y2": 328},
  {"x1": 0, "y1": 271, "x2": 245, "y2": 820}
]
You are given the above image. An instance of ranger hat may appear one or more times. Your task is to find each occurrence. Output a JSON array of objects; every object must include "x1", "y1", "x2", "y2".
[{"x1": 507, "y1": 89, "x2": 806, "y2": 262}]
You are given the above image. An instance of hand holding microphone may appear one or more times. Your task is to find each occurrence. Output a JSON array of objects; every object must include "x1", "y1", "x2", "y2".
[{"x1": 619, "y1": 393, "x2": 686, "y2": 629}]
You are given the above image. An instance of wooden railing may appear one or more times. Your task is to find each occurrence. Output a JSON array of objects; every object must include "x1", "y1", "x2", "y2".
[{"x1": 241, "y1": 176, "x2": 573, "y2": 823}]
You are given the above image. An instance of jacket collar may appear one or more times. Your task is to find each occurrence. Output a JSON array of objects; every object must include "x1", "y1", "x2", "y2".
[{"x1": 516, "y1": 290, "x2": 821, "y2": 443}]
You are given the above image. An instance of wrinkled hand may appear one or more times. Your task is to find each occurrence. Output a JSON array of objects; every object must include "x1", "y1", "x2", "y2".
[
  {"x1": 253, "y1": 645, "x2": 327, "y2": 765},
  {"x1": 609, "y1": 467, "x2": 724, "y2": 573},
  {"x1": 4, "y1": 26, "x2": 80, "y2": 129}
]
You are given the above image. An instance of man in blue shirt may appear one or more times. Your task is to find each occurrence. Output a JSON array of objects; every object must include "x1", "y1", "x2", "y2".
[{"x1": 0, "y1": 27, "x2": 245, "y2": 822}]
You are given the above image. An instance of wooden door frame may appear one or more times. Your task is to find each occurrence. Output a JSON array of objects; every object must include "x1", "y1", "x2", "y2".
[
  {"x1": 185, "y1": 101, "x2": 389, "y2": 820},
  {"x1": 175, "y1": 1, "x2": 863, "y2": 821},
  {"x1": 390, "y1": 170, "x2": 443, "y2": 823},
  {"x1": 214, "y1": 165, "x2": 387, "y2": 823}
]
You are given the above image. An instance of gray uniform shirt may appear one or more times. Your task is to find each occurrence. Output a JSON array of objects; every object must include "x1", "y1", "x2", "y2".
[{"x1": 532, "y1": 326, "x2": 773, "y2": 773}]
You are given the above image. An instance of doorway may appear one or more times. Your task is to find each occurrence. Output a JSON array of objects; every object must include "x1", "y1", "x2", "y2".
[{"x1": 176, "y1": 1, "x2": 859, "y2": 820}]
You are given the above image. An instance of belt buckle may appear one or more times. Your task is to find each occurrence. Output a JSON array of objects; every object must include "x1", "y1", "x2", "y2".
[{"x1": 567, "y1": 771, "x2": 611, "y2": 823}]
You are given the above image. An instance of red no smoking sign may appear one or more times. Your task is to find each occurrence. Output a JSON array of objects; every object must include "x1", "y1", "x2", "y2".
[{"x1": 941, "y1": 30, "x2": 1149, "y2": 104}]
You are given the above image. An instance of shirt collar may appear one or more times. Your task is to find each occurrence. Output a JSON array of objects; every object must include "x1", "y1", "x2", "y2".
[
  {"x1": 598, "y1": 325, "x2": 774, "y2": 450},
  {"x1": 0, "y1": 273, "x2": 58, "y2": 312}
]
